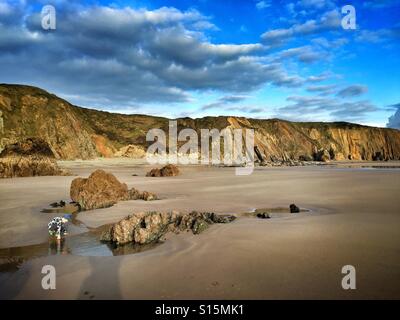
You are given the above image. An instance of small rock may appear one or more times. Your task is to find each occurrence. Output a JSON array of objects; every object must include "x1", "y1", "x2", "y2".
[
  {"x1": 290, "y1": 204, "x2": 300, "y2": 213},
  {"x1": 256, "y1": 212, "x2": 271, "y2": 219},
  {"x1": 146, "y1": 164, "x2": 180, "y2": 177},
  {"x1": 49, "y1": 200, "x2": 66, "y2": 208}
]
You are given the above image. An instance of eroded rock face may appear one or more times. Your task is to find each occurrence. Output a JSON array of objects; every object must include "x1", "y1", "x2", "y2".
[
  {"x1": 2, "y1": 85, "x2": 400, "y2": 162},
  {"x1": 0, "y1": 138, "x2": 69, "y2": 178},
  {"x1": 70, "y1": 169, "x2": 157, "y2": 210},
  {"x1": 314, "y1": 149, "x2": 331, "y2": 162},
  {"x1": 0, "y1": 156, "x2": 68, "y2": 178},
  {"x1": 101, "y1": 211, "x2": 236, "y2": 245},
  {"x1": 146, "y1": 164, "x2": 180, "y2": 177},
  {"x1": 0, "y1": 137, "x2": 55, "y2": 158}
]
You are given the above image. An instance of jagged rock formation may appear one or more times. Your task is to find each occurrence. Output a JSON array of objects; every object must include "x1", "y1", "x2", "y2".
[
  {"x1": 0, "y1": 138, "x2": 69, "y2": 178},
  {"x1": 0, "y1": 157, "x2": 67, "y2": 178},
  {"x1": 100, "y1": 211, "x2": 236, "y2": 245},
  {"x1": 146, "y1": 164, "x2": 180, "y2": 177},
  {"x1": 70, "y1": 169, "x2": 157, "y2": 210},
  {"x1": 1, "y1": 84, "x2": 400, "y2": 162},
  {"x1": 0, "y1": 137, "x2": 54, "y2": 158}
]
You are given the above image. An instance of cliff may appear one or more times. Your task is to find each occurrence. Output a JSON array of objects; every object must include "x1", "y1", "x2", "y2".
[{"x1": 1, "y1": 84, "x2": 399, "y2": 161}]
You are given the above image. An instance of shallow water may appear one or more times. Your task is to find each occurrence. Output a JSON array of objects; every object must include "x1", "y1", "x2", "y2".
[
  {"x1": 0, "y1": 202, "x2": 161, "y2": 273},
  {"x1": 0, "y1": 230, "x2": 160, "y2": 272},
  {"x1": 0, "y1": 204, "x2": 313, "y2": 273}
]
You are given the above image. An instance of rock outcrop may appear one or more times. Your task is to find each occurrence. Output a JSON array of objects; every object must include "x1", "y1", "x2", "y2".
[
  {"x1": 0, "y1": 157, "x2": 68, "y2": 178},
  {"x1": 0, "y1": 137, "x2": 55, "y2": 158},
  {"x1": 114, "y1": 145, "x2": 146, "y2": 158},
  {"x1": 256, "y1": 212, "x2": 271, "y2": 219},
  {"x1": 1, "y1": 84, "x2": 400, "y2": 162},
  {"x1": 313, "y1": 149, "x2": 331, "y2": 162},
  {"x1": 101, "y1": 211, "x2": 236, "y2": 245},
  {"x1": 146, "y1": 164, "x2": 180, "y2": 177},
  {"x1": 70, "y1": 169, "x2": 157, "y2": 210},
  {"x1": 0, "y1": 138, "x2": 69, "y2": 178}
]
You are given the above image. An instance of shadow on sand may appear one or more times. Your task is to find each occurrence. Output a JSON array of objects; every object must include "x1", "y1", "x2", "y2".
[{"x1": 78, "y1": 256, "x2": 122, "y2": 299}]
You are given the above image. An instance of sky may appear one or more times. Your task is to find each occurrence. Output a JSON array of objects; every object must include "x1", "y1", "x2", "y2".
[{"x1": 0, "y1": 0, "x2": 399, "y2": 128}]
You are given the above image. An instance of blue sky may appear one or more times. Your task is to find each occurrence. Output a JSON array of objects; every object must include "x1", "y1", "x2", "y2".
[{"x1": 0, "y1": 0, "x2": 399, "y2": 127}]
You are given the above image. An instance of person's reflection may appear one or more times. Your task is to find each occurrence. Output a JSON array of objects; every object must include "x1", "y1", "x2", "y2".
[{"x1": 48, "y1": 238, "x2": 70, "y2": 255}]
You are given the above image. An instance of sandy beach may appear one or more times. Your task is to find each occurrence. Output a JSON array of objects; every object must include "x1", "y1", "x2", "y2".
[{"x1": 0, "y1": 160, "x2": 399, "y2": 299}]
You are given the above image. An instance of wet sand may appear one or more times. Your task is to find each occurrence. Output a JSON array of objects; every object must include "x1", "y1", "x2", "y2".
[{"x1": 0, "y1": 159, "x2": 399, "y2": 299}]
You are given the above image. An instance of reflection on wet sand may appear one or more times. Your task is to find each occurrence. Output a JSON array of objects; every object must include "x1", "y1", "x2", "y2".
[
  {"x1": 0, "y1": 238, "x2": 69, "y2": 272},
  {"x1": 0, "y1": 231, "x2": 161, "y2": 273}
]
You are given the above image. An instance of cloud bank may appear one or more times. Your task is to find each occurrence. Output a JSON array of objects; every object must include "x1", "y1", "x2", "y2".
[{"x1": 0, "y1": 2, "x2": 307, "y2": 109}]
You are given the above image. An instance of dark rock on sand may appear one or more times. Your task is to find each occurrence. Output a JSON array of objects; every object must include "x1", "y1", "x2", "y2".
[
  {"x1": 146, "y1": 164, "x2": 180, "y2": 177},
  {"x1": 50, "y1": 200, "x2": 66, "y2": 208},
  {"x1": 70, "y1": 169, "x2": 157, "y2": 210},
  {"x1": 42, "y1": 202, "x2": 80, "y2": 214},
  {"x1": 256, "y1": 212, "x2": 271, "y2": 219},
  {"x1": 290, "y1": 204, "x2": 300, "y2": 213},
  {"x1": 101, "y1": 211, "x2": 236, "y2": 245}
]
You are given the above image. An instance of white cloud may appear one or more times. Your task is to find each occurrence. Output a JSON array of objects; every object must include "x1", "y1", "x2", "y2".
[
  {"x1": 355, "y1": 29, "x2": 399, "y2": 43},
  {"x1": 387, "y1": 103, "x2": 400, "y2": 129},
  {"x1": 306, "y1": 84, "x2": 337, "y2": 95},
  {"x1": 276, "y1": 45, "x2": 329, "y2": 63},
  {"x1": 337, "y1": 85, "x2": 368, "y2": 98},
  {"x1": 256, "y1": 1, "x2": 271, "y2": 10},
  {"x1": 277, "y1": 95, "x2": 378, "y2": 121},
  {"x1": 261, "y1": 9, "x2": 341, "y2": 44}
]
